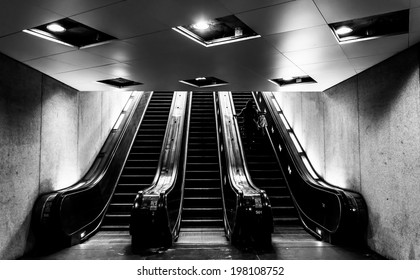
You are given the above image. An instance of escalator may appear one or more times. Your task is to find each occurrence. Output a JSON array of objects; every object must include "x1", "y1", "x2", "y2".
[
  {"x1": 232, "y1": 92, "x2": 300, "y2": 229},
  {"x1": 179, "y1": 92, "x2": 224, "y2": 236},
  {"x1": 100, "y1": 92, "x2": 174, "y2": 231}
]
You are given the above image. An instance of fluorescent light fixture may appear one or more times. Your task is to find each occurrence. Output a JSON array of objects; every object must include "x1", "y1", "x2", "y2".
[
  {"x1": 113, "y1": 114, "x2": 125, "y2": 130},
  {"x1": 282, "y1": 76, "x2": 294, "y2": 81},
  {"x1": 23, "y1": 29, "x2": 75, "y2": 47},
  {"x1": 272, "y1": 98, "x2": 281, "y2": 112},
  {"x1": 123, "y1": 98, "x2": 133, "y2": 112},
  {"x1": 302, "y1": 155, "x2": 319, "y2": 179},
  {"x1": 279, "y1": 113, "x2": 291, "y2": 130},
  {"x1": 46, "y1": 23, "x2": 66, "y2": 33},
  {"x1": 269, "y1": 76, "x2": 316, "y2": 87},
  {"x1": 289, "y1": 132, "x2": 303, "y2": 153},
  {"x1": 335, "y1": 26, "x2": 352, "y2": 35},
  {"x1": 195, "y1": 77, "x2": 206, "y2": 81}
]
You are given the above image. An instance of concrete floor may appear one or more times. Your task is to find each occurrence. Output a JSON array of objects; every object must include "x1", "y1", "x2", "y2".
[{"x1": 25, "y1": 226, "x2": 384, "y2": 260}]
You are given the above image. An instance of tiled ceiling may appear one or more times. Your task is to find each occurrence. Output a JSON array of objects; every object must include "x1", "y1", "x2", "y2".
[{"x1": 0, "y1": 0, "x2": 418, "y2": 92}]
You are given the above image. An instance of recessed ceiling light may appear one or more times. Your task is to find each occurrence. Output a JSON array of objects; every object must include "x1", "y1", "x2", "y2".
[
  {"x1": 97, "y1": 78, "x2": 143, "y2": 88},
  {"x1": 329, "y1": 10, "x2": 409, "y2": 44},
  {"x1": 173, "y1": 15, "x2": 260, "y2": 47},
  {"x1": 269, "y1": 76, "x2": 316, "y2": 87},
  {"x1": 335, "y1": 26, "x2": 353, "y2": 35},
  {"x1": 180, "y1": 76, "x2": 228, "y2": 88},
  {"x1": 282, "y1": 76, "x2": 295, "y2": 81},
  {"x1": 46, "y1": 23, "x2": 66, "y2": 33},
  {"x1": 23, "y1": 18, "x2": 117, "y2": 48},
  {"x1": 192, "y1": 21, "x2": 210, "y2": 30}
]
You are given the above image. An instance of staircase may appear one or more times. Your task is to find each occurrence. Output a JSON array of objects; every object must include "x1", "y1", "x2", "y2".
[
  {"x1": 100, "y1": 92, "x2": 174, "y2": 231},
  {"x1": 232, "y1": 92, "x2": 300, "y2": 228},
  {"x1": 180, "y1": 92, "x2": 224, "y2": 234}
]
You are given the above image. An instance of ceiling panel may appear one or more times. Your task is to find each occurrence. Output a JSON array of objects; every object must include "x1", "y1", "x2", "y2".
[
  {"x1": 53, "y1": 68, "x2": 115, "y2": 91},
  {"x1": 284, "y1": 45, "x2": 347, "y2": 66},
  {"x1": 237, "y1": 0, "x2": 326, "y2": 36},
  {"x1": 25, "y1": 57, "x2": 83, "y2": 75},
  {"x1": 124, "y1": 29, "x2": 200, "y2": 59},
  {"x1": 341, "y1": 34, "x2": 409, "y2": 58},
  {"x1": 140, "y1": 0, "x2": 231, "y2": 28},
  {"x1": 218, "y1": 0, "x2": 293, "y2": 14},
  {"x1": 349, "y1": 53, "x2": 396, "y2": 72},
  {"x1": 0, "y1": 32, "x2": 73, "y2": 62},
  {"x1": 0, "y1": 1, "x2": 62, "y2": 36},
  {"x1": 48, "y1": 50, "x2": 119, "y2": 69},
  {"x1": 314, "y1": 0, "x2": 410, "y2": 23},
  {"x1": 255, "y1": 65, "x2": 307, "y2": 80},
  {"x1": 265, "y1": 25, "x2": 338, "y2": 52},
  {"x1": 71, "y1": 1, "x2": 168, "y2": 39},
  {"x1": 83, "y1": 41, "x2": 146, "y2": 63},
  {"x1": 90, "y1": 63, "x2": 136, "y2": 78},
  {"x1": 33, "y1": 0, "x2": 125, "y2": 17}
]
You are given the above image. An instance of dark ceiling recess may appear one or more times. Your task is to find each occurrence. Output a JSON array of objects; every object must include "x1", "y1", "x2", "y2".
[
  {"x1": 173, "y1": 15, "x2": 260, "y2": 47},
  {"x1": 329, "y1": 9, "x2": 409, "y2": 43},
  {"x1": 23, "y1": 18, "x2": 116, "y2": 48},
  {"x1": 180, "y1": 76, "x2": 228, "y2": 88},
  {"x1": 270, "y1": 76, "x2": 317, "y2": 87},
  {"x1": 97, "y1": 78, "x2": 143, "y2": 88}
]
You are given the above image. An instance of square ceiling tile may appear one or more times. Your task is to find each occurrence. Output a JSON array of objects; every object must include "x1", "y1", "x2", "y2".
[
  {"x1": 90, "y1": 63, "x2": 135, "y2": 78},
  {"x1": 141, "y1": 0, "x2": 231, "y2": 27},
  {"x1": 218, "y1": 0, "x2": 293, "y2": 13},
  {"x1": 237, "y1": 1, "x2": 326, "y2": 36},
  {"x1": 71, "y1": 1, "x2": 168, "y2": 39},
  {"x1": 341, "y1": 34, "x2": 408, "y2": 58},
  {"x1": 83, "y1": 41, "x2": 144, "y2": 63},
  {"x1": 314, "y1": 0, "x2": 410, "y2": 23},
  {"x1": 34, "y1": 0, "x2": 125, "y2": 17},
  {"x1": 284, "y1": 45, "x2": 347, "y2": 66},
  {"x1": 0, "y1": 32, "x2": 73, "y2": 62},
  {"x1": 53, "y1": 68, "x2": 115, "y2": 90},
  {"x1": 265, "y1": 25, "x2": 338, "y2": 52},
  {"x1": 349, "y1": 53, "x2": 396, "y2": 71},
  {"x1": 25, "y1": 57, "x2": 82, "y2": 75},
  {"x1": 48, "y1": 50, "x2": 118, "y2": 68},
  {"x1": 0, "y1": 1, "x2": 62, "y2": 36}
]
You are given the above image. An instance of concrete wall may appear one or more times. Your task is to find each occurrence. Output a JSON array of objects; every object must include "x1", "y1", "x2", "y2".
[
  {"x1": 273, "y1": 44, "x2": 420, "y2": 259},
  {"x1": 0, "y1": 53, "x2": 131, "y2": 259}
]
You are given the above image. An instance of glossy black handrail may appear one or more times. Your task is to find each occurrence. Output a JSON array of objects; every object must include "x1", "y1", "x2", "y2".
[
  {"x1": 32, "y1": 91, "x2": 152, "y2": 253},
  {"x1": 254, "y1": 91, "x2": 367, "y2": 245},
  {"x1": 216, "y1": 91, "x2": 272, "y2": 248},
  {"x1": 130, "y1": 91, "x2": 190, "y2": 250}
]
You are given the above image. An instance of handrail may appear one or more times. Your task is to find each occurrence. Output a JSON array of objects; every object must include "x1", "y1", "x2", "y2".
[
  {"x1": 130, "y1": 91, "x2": 190, "y2": 250},
  {"x1": 254, "y1": 91, "x2": 367, "y2": 245},
  {"x1": 32, "y1": 91, "x2": 151, "y2": 252},
  {"x1": 216, "y1": 91, "x2": 272, "y2": 248}
]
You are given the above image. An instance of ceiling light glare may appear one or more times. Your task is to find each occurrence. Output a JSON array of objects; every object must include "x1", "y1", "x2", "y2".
[
  {"x1": 282, "y1": 76, "x2": 294, "y2": 81},
  {"x1": 335, "y1": 26, "x2": 353, "y2": 35},
  {"x1": 195, "y1": 77, "x2": 206, "y2": 81},
  {"x1": 46, "y1": 23, "x2": 66, "y2": 33},
  {"x1": 192, "y1": 21, "x2": 210, "y2": 30}
]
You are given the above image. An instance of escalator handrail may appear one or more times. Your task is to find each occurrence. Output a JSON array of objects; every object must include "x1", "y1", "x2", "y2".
[
  {"x1": 226, "y1": 91, "x2": 268, "y2": 195},
  {"x1": 140, "y1": 91, "x2": 189, "y2": 195},
  {"x1": 218, "y1": 91, "x2": 263, "y2": 197}
]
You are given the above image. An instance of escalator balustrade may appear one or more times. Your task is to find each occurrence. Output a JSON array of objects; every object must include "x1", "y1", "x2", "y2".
[{"x1": 101, "y1": 92, "x2": 174, "y2": 231}]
